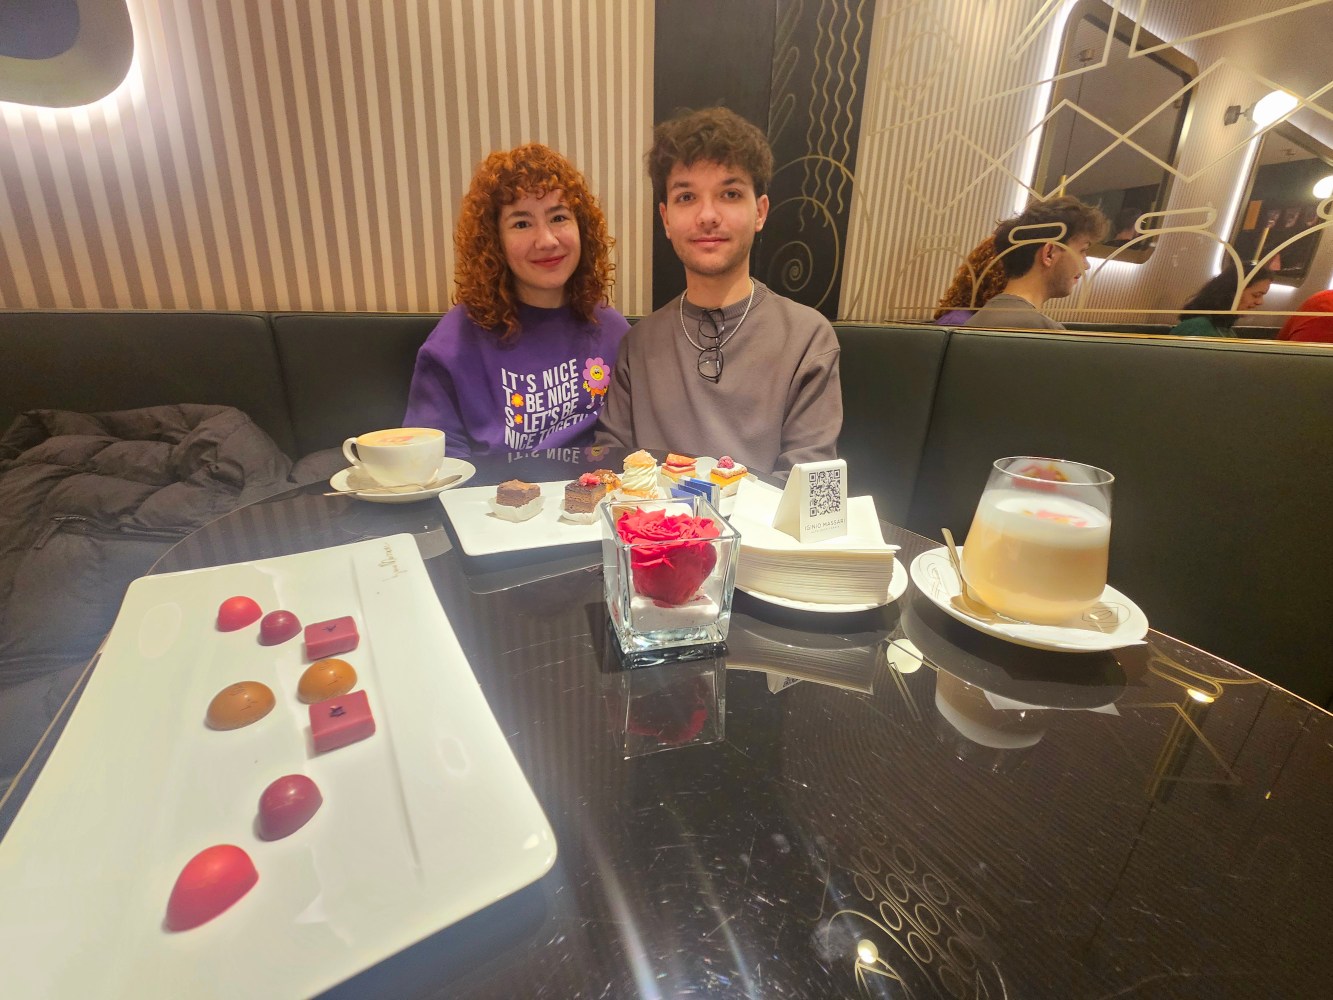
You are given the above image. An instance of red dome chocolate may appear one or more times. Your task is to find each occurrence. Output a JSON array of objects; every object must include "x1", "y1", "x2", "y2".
[
  {"x1": 258, "y1": 774, "x2": 323, "y2": 840},
  {"x1": 259, "y1": 610, "x2": 301, "y2": 645},
  {"x1": 216, "y1": 596, "x2": 262, "y2": 632},
  {"x1": 165, "y1": 845, "x2": 258, "y2": 931}
]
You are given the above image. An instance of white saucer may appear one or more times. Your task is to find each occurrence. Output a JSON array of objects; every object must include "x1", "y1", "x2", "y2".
[
  {"x1": 736, "y1": 558, "x2": 908, "y2": 613},
  {"x1": 330, "y1": 458, "x2": 476, "y2": 504},
  {"x1": 908, "y1": 546, "x2": 1149, "y2": 652}
]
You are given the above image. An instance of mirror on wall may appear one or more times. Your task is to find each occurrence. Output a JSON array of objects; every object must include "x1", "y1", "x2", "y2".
[
  {"x1": 1229, "y1": 123, "x2": 1333, "y2": 285},
  {"x1": 1031, "y1": 0, "x2": 1196, "y2": 263}
]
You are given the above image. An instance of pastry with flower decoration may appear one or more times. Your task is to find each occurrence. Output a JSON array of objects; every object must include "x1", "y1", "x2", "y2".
[
  {"x1": 661, "y1": 453, "x2": 698, "y2": 483},
  {"x1": 561, "y1": 472, "x2": 609, "y2": 523},
  {"x1": 620, "y1": 449, "x2": 661, "y2": 498},
  {"x1": 708, "y1": 455, "x2": 748, "y2": 495}
]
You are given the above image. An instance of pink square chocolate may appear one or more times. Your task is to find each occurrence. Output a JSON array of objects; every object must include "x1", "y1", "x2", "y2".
[
  {"x1": 304, "y1": 616, "x2": 359, "y2": 659},
  {"x1": 309, "y1": 689, "x2": 375, "y2": 753}
]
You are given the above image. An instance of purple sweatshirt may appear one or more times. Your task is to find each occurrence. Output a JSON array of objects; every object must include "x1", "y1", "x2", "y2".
[{"x1": 404, "y1": 302, "x2": 629, "y2": 459}]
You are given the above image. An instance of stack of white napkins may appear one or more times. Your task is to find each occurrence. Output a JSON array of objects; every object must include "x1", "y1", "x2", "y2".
[{"x1": 727, "y1": 479, "x2": 899, "y2": 605}]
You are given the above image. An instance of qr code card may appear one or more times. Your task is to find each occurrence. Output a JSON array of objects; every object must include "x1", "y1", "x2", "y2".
[{"x1": 772, "y1": 459, "x2": 848, "y2": 542}]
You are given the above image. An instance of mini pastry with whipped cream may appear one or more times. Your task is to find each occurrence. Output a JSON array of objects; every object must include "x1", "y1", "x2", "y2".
[
  {"x1": 662, "y1": 453, "x2": 698, "y2": 483},
  {"x1": 490, "y1": 478, "x2": 544, "y2": 522},
  {"x1": 620, "y1": 449, "x2": 661, "y2": 498},
  {"x1": 561, "y1": 472, "x2": 609, "y2": 523},
  {"x1": 709, "y1": 455, "x2": 748, "y2": 495}
]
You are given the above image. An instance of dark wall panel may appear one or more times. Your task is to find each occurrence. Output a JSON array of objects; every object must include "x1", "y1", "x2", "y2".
[
  {"x1": 652, "y1": 0, "x2": 874, "y2": 318},
  {"x1": 652, "y1": 0, "x2": 776, "y2": 310}
]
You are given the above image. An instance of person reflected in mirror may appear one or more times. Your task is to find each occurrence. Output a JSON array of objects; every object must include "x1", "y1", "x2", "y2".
[
  {"x1": 1276, "y1": 289, "x2": 1333, "y2": 343},
  {"x1": 1169, "y1": 264, "x2": 1272, "y2": 338},
  {"x1": 404, "y1": 143, "x2": 629, "y2": 458},
  {"x1": 934, "y1": 235, "x2": 1007, "y2": 325},
  {"x1": 963, "y1": 196, "x2": 1109, "y2": 331},
  {"x1": 596, "y1": 106, "x2": 842, "y2": 476},
  {"x1": 1103, "y1": 207, "x2": 1142, "y2": 248}
]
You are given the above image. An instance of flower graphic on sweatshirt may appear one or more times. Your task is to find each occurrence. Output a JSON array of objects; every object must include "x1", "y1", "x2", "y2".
[{"x1": 582, "y1": 357, "x2": 611, "y2": 401}]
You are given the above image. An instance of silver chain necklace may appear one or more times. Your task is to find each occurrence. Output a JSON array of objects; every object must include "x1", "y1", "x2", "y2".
[{"x1": 678, "y1": 278, "x2": 756, "y2": 352}]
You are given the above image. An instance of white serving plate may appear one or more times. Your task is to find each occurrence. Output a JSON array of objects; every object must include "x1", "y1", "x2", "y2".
[
  {"x1": 438, "y1": 464, "x2": 774, "y2": 559},
  {"x1": 908, "y1": 545, "x2": 1149, "y2": 652},
  {"x1": 440, "y1": 481, "x2": 605, "y2": 556},
  {"x1": 0, "y1": 535, "x2": 556, "y2": 999}
]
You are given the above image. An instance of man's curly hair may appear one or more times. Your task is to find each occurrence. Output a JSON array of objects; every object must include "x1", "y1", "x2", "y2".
[
  {"x1": 646, "y1": 106, "x2": 774, "y2": 205},
  {"x1": 454, "y1": 143, "x2": 614, "y2": 340},
  {"x1": 992, "y1": 196, "x2": 1108, "y2": 277}
]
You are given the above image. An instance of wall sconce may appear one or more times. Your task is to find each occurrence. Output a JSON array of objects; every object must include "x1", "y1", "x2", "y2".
[
  {"x1": 1314, "y1": 175, "x2": 1333, "y2": 200},
  {"x1": 0, "y1": 0, "x2": 135, "y2": 109},
  {"x1": 1224, "y1": 89, "x2": 1299, "y2": 128}
]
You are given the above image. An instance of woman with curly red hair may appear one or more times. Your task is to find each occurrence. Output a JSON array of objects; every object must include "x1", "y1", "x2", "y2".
[
  {"x1": 404, "y1": 143, "x2": 628, "y2": 457},
  {"x1": 934, "y1": 234, "x2": 1007, "y2": 324}
]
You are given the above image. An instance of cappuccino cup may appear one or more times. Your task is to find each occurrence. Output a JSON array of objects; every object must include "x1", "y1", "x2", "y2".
[{"x1": 342, "y1": 427, "x2": 445, "y2": 487}]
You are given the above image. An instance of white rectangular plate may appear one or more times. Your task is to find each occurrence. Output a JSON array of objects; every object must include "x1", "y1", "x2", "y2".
[
  {"x1": 440, "y1": 481, "x2": 604, "y2": 556},
  {"x1": 440, "y1": 464, "x2": 773, "y2": 559},
  {"x1": 0, "y1": 535, "x2": 557, "y2": 999}
]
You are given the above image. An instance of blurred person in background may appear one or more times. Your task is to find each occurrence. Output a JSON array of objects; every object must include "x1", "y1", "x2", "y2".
[
  {"x1": 1170, "y1": 264, "x2": 1272, "y2": 338},
  {"x1": 934, "y1": 235, "x2": 1007, "y2": 325},
  {"x1": 1276, "y1": 289, "x2": 1333, "y2": 343},
  {"x1": 1104, "y1": 207, "x2": 1142, "y2": 247}
]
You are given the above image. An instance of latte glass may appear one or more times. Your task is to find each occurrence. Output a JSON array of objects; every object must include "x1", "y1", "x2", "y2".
[
  {"x1": 341, "y1": 427, "x2": 444, "y2": 487},
  {"x1": 960, "y1": 457, "x2": 1113, "y2": 625}
]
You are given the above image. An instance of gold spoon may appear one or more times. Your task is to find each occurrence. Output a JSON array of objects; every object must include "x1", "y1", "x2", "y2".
[{"x1": 940, "y1": 527, "x2": 1015, "y2": 624}]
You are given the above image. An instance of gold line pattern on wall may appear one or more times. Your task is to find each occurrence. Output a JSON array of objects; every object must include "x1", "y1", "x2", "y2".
[
  {"x1": 841, "y1": 0, "x2": 1333, "y2": 325},
  {"x1": 0, "y1": 0, "x2": 654, "y2": 315}
]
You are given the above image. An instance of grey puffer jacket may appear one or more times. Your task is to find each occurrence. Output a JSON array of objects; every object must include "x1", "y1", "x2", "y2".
[{"x1": 0, "y1": 405, "x2": 292, "y2": 782}]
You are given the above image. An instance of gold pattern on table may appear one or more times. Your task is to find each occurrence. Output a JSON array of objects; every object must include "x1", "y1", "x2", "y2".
[{"x1": 826, "y1": 833, "x2": 1003, "y2": 998}]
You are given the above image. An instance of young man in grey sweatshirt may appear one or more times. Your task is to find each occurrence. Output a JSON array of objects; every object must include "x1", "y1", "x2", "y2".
[{"x1": 596, "y1": 106, "x2": 841, "y2": 476}]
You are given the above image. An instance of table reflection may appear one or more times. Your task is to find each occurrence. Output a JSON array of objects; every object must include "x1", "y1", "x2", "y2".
[{"x1": 602, "y1": 657, "x2": 725, "y2": 758}]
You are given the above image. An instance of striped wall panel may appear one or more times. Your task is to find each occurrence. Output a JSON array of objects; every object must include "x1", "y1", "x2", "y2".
[{"x1": 0, "y1": 0, "x2": 655, "y2": 315}]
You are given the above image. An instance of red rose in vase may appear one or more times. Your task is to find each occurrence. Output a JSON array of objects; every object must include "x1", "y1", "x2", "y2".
[{"x1": 616, "y1": 508, "x2": 721, "y2": 605}]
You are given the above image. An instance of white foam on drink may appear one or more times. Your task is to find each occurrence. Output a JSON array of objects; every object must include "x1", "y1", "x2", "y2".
[{"x1": 973, "y1": 489, "x2": 1109, "y2": 548}]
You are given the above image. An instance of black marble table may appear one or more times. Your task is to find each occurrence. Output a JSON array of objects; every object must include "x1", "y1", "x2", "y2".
[{"x1": 11, "y1": 451, "x2": 1333, "y2": 998}]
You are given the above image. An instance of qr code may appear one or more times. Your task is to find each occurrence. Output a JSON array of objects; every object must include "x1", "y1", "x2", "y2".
[{"x1": 808, "y1": 468, "x2": 843, "y2": 516}]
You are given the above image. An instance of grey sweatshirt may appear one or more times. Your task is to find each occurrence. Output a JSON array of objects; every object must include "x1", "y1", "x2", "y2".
[
  {"x1": 595, "y1": 280, "x2": 842, "y2": 475},
  {"x1": 963, "y1": 293, "x2": 1066, "y2": 331}
]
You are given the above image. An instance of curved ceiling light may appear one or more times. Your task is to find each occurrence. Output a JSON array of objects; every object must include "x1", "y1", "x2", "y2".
[
  {"x1": 1314, "y1": 175, "x2": 1333, "y2": 200},
  {"x1": 0, "y1": 0, "x2": 133, "y2": 109}
]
